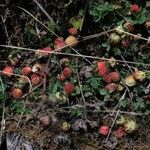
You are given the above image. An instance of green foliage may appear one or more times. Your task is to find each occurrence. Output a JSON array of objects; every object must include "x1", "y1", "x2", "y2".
[
  {"x1": 10, "y1": 101, "x2": 31, "y2": 115},
  {"x1": 89, "y1": 2, "x2": 113, "y2": 22},
  {"x1": 0, "y1": 78, "x2": 7, "y2": 102}
]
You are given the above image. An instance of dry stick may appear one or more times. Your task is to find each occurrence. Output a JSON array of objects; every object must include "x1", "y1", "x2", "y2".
[
  {"x1": 33, "y1": 0, "x2": 60, "y2": 32},
  {"x1": 103, "y1": 89, "x2": 127, "y2": 119},
  {"x1": 0, "y1": 71, "x2": 32, "y2": 92},
  {"x1": 22, "y1": 81, "x2": 44, "y2": 98},
  {"x1": 113, "y1": 89, "x2": 127, "y2": 111},
  {"x1": 103, "y1": 90, "x2": 127, "y2": 138},
  {"x1": 0, "y1": 44, "x2": 150, "y2": 66},
  {"x1": 17, "y1": 6, "x2": 92, "y2": 64},
  {"x1": 121, "y1": 55, "x2": 133, "y2": 73},
  {"x1": 115, "y1": 28, "x2": 149, "y2": 41},
  {"x1": 76, "y1": 61, "x2": 87, "y2": 120},
  {"x1": 58, "y1": 105, "x2": 149, "y2": 116},
  {"x1": 0, "y1": 103, "x2": 5, "y2": 145},
  {"x1": 1, "y1": 13, "x2": 10, "y2": 45},
  {"x1": 33, "y1": 0, "x2": 54, "y2": 22},
  {"x1": 105, "y1": 110, "x2": 120, "y2": 143}
]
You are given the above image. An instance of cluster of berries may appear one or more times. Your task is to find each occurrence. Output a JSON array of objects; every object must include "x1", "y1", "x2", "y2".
[{"x1": 97, "y1": 61, "x2": 120, "y2": 92}]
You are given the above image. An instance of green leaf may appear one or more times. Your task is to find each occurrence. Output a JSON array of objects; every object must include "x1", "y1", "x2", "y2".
[
  {"x1": 52, "y1": 83, "x2": 59, "y2": 93},
  {"x1": 89, "y1": 2, "x2": 113, "y2": 22},
  {"x1": 69, "y1": 17, "x2": 82, "y2": 29},
  {"x1": 99, "y1": 88, "x2": 108, "y2": 95},
  {"x1": 90, "y1": 79, "x2": 100, "y2": 89},
  {"x1": 84, "y1": 92, "x2": 92, "y2": 97}
]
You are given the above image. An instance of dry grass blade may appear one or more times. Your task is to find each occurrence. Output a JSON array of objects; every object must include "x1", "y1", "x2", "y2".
[{"x1": 0, "y1": 44, "x2": 150, "y2": 66}]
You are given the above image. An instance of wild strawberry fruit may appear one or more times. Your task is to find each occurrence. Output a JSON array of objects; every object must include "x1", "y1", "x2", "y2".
[
  {"x1": 110, "y1": 33, "x2": 121, "y2": 45},
  {"x1": 35, "y1": 46, "x2": 53, "y2": 58},
  {"x1": 97, "y1": 61, "x2": 108, "y2": 77},
  {"x1": 115, "y1": 25, "x2": 124, "y2": 35},
  {"x1": 39, "y1": 116, "x2": 50, "y2": 126},
  {"x1": 117, "y1": 84, "x2": 124, "y2": 91},
  {"x1": 60, "y1": 58, "x2": 70, "y2": 66},
  {"x1": 130, "y1": 4, "x2": 141, "y2": 13},
  {"x1": 21, "y1": 66, "x2": 32, "y2": 76},
  {"x1": 124, "y1": 119, "x2": 137, "y2": 134},
  {"x1": 61, "y1": 121, "x2": 71, "y2": 132},
  {"x1": 2, "y1": 66, "x2": 13, "y2": 77},
  {"x1": 18, "y1": 77, "x2": 29, "y2": 85},
  {"x1": 103, "y1": 74, "x2": 112, "y2": 84},
  {"x1": 65, "y1": 35, "x2": 78, "y2": 47},
  {"x1": 125, "y1": 75, "x2": 136, "y2": 87},
  {"x1": 31, "y1": 74, "x2": 41, "y2": 85},
  {"x1": 145, "y1": 20, "x2": 150, "y2": 29},
  {"x1": 63, "y1": 67, "x2": 72, "y2": 78},
  {"x1": 123, "y1": 22, "x2": 134, "y2": 32},
  {"x1": 64, "y1": 82, "x2": 75, "y2": 94},
  {"x1": 68, "y1": 27, "x2": 77, "y2": 35},
  {"x1": 54, "y1": 38, "x2": 65, "y2": 50},
  {"x1": 9, "y1": 57, "x2": 20, "y2": 66},
  {"x1": 133, "y1": 70, "x2": 146, "y2": 82},
  {"x1": 99, "y1": 125, "x2": 110, "y2": 136},
  {"x1": 32, "y1": 63, "x2": 43, "y2": 73},
  {"x1": 57, "y1": 73, "x2": 66, "y2": 81},
  {"x1": 105, "y1": 83, "x2": 118, "y2": 93},
  {"x1": 121, "y1": 39, "x2": 129, "y2": 48},
  {"x1": 12, "y1": 88, "x2": 23, "y2": 99},
  {"x1": 108, "y1": 57, "x2": 117, "y2": 67},
  {"x1": 109, "y1": 71, "x2": 120, "y2": 82},
  {"x1": 115, "y1": 127, "x2": 125, "y2": 138}
]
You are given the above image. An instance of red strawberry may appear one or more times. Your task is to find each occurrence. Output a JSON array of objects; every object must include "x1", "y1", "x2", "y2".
[
  {"x1": 54, "y1": 38, "x2": 65, "y2": 50},
  {"x1": 31, "y1": 74, "x2": 41, "y2": 85},
  {"x1": 64, "y1": 82, "x2": 75, "y2": 94},
  {"x1": 35, "y1": 46, "x2": 53, "y2": 58},
  {"x1": 115, "y1": 127, "x2": 125, "y2": 138},
  {"x1": 99, "y1": 125, "x2": 110, "y2": 136},
  {"x1": 21, "y1": 66, "x2": 32, "y2": 76},
  {"x1": 97, "y1": 61, "x2": 108, "y2": 77},
  {"x1": 130, "y1": 4, "x2": 141, "y2": 13},
  {"x1": 109, "y1": 71, "x2": 120, "y2": 82},
  {"x1": 2, "y1": 66, "x2": 13, "y2": 77},
  {"x1": 121, "y1": 39, "x2": 129, "y2": 48},
  {"x1": 42, "y1": 46, "x2": 53, "y2": 52},
  {"x1": 63, "y1": 67, "x2": 72, "y2": 78},
  {"x1": 57, "y1": 73, "x2": 66, "y2": 81},
  {"x1": 68, "y1": 27, "x2": 77, "y2": 35},
  {"x1": 12, "y1": 88, "x2": 23, "y2": 99},
  {"x1": 103, "y1": 74, "x2": 112, "y2": 83},
  {"x1": 105, "y1": 83, "x2": 118, "y2": 93}
]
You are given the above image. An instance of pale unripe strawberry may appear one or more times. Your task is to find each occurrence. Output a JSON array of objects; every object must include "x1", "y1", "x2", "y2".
[
  {"x1": 61, "y1": 122, "x2": 71, "y2": 132},
  {"x1": 133, "y1": 71, "x2": 146, "y2": 82},
  {"x1": 110, "y1": 33, "x2": 121, "y2": 45},
  {"x1": 125, "y1": 75, "x2": 136, "y2": 87},
  {"x1": 65, "y1": 35, "x2": 78, "y2": 47},
  {"x1": 124, "y1": 119, "x2": 137, "y2": 134},
  {"x1": 145, "y1": 20, "x2": 150, "y2": 29}
]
